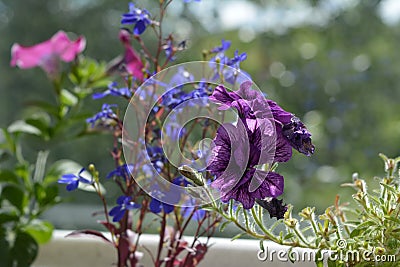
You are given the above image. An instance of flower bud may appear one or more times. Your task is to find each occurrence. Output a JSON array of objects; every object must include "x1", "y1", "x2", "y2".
[
  {"x1": 284, "y1": 218, "x2": 298, "y2": 228},
  {"x1": 178, "y1": 165, "x2": 204, "y2": 186},
  {"x1": 374, "y1": 247, "x2": 386, "y2": 255}
]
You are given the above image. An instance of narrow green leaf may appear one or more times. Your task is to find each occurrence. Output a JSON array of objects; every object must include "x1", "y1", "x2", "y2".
[
  {"x1": 284, "y1": 232, "x2": 295, "y2": 240},
  {"x1": 8, "y1": 120, "x2": 41, "y2": 136},
  {"x1": 315, "y1": 249, "x2": 324, "y2": 267},
  {"x1": 60, "y1": 89, "x2": 78, "y2": 106},
  {"x1": 219, "y1": 221, "x2": 231, "y2": 232},
  {"x1": 231, "y1": 232, "x2": 247, "y2": 241}
]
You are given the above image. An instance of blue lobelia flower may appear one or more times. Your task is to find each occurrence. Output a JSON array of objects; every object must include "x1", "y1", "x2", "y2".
[
  {"x1": 109, "y1": 196, "x2": 141, "y2": 222},
  {"x1": 210, "y1": 39, "x2": 231, "y2": 53},
  {"x1": 107, "y1": 164, "x2": 134, "y2": 179},
  {"x1": 92, "y1": 82, "x2": 132, "y2": 100},
  {"x1": 181, "y1": 198, "x2": 206, "y2": 221},
  {"x1": 86, "y1": 104, "x2": 118, "y2": 128},
  {"x1": 149, "y1": 177, "x2": 187, "y2": 214},
  {"x1": 58, "y1": 168, "x2": 93, "y2": 191},
  {"x1": 184, "y1": 0, "x2": 201, "y2": 3},
  {"x1": 121, "y1": 3, "x2": 152, "y2": 35},
  {"x1": 163, "y1": 39, "x2": 176, "y2": 61}
]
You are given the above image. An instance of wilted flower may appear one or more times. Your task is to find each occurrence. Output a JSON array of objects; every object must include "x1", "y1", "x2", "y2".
[
  {"x1": 109, "y1": 196, "x2": 141, "y2": 222},
  {"x1": 58, "y1": 168, "x2": 92, "y2": 191},
  {"x1": 256, "y1": 198, "x2": 287, "y2": 219},
  {"x1": 10, "y1": 31, "x2": 86, "y2": 76}
]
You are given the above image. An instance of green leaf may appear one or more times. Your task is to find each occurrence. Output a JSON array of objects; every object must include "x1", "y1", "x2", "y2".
[
  {"x1": 1, "y1": 184, "x2": 26, "y2": 213},
  {"x1": 0, "y1": 170, "x2": 20, "y2": 184},
  {"x1": 24, "y1": 100, "x2": 59, "y2": 117},
  {"x1": 0, "y1": 227, "x2": 11, "y2": 266},
  {"x1": 259, "y1": 240, "x2": 264, "y2": 252},
  {"x1": 219, "y1": 221, "x2": 231, "y2": 232},
  {"x1": 22, "y1": 219, "x2": 53, "y2": 244},
  {"x1": 350, "y1": 228, "x2": 361, "y2": 238},
  {"x1": 284, "y1": 232, "x2": 295, "y2": 240},
  {"x1": 287, "y1": 247, "x2": 296, "y2": 263},
  {"x1": 231, "y1": 232, "x2": 247, "y2": 241},
  {"x1": 60, "y1": 89, "x2": 78, "y2": 107},
  {"x1": 10, "y1": 231, "x2": 38, "y2": 267},
  {"x1": 8, "y1": 120, "x2": 41, "y2": 136},
  {"x1": 34, "y1": 183, "x2": 59, "y2": 207},
  {"x1": 25, "y1": 116, "x2": 51, "y2": 139},
  {"x1": 315, "y1": 249, "x2": 324, "y2": 267},
  {"x1": 0, "y1": 211, "x2": 19, "y2": 224}
]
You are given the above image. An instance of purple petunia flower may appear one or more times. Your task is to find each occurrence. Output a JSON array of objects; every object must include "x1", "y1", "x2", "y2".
[
  {"x1": 207, "y1": 82, "x2": 314, "y2": 208},
  {"x1": 210, "y1": 82, "x2": 314, "y2": 161},
  {"x1": 92, "y1": 82, "x2": 132, "y2": 100},
  {"x1": 58, "y1": 168, "x2": 93, "y2": 191},
  {"x1": 121, "y1": 3, "x2": 152, "y2": 35},
  {"x1": 86, "y1": 104, "x2": 118, "y2": 128},
  {"x1": 207, "y1": 122, "x2": 284, "y2": 209},
  {"x1": 109, "y1": 196, "x2": 141, "y2": 222}
]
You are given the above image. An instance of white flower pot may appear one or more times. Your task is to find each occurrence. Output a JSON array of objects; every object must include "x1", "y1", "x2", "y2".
[{"x1": 33, "y1": 230, "x2": 316, "y2": 267}]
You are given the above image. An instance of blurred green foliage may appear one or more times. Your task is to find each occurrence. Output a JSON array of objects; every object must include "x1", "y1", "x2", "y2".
[{"x1": 1, "y1": 0, "x2": 400, "y2": 229}]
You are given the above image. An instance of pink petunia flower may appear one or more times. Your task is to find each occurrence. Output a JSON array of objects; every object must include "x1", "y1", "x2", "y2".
[{"x1": 10, "y1": 31, "x2": 86, "y2": 76}]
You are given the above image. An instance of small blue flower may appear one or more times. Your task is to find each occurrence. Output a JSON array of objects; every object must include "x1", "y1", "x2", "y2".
[
  {"x1": 86, "y1": 104, "x2": 118, "y2": 128},
  {"x1": 227, "y1": 50, "x2": 247, "y2": 67},
  {"x1": 163, "y1": 39, "x2": 176, "y2": 61},
  {"x1": 121, "y1": 3, "x2": 152, "y2": 35},
  {"x1": 146, "y1": 146, "x2": 166, "y2": 173},
  {"x1": 182, "y1": 204, "x2": 206, "y2": 221},
  {"x1": 169, "y1": 67, "x2": 194, "y2": 87},
  {"x1": 107, "y1": 164, "x2": 134, "y2": 179},
  {"x1": 58, "y1": 168, "x2": 92, "y2": 191},
  {"x1": 109, "y1": 196, "x2": 141, "y2": 222},
  {"x1": 149, "y1": 198, "x2": 175, "y2": 214},
  {"x1": 149, "y1": 177, "x2": 187, "y2": 214},
  {"x1": 210, "y1": 39, "x2": 231, "y2": 53},
  {"x1": 92, "y1": 82, "x2": 132, "y2": 100}
]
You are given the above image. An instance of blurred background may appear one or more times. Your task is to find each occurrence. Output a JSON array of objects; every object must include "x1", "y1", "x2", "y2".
[{"x1": 1, "y1": 0, "x2": 400, "y2": 232}]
